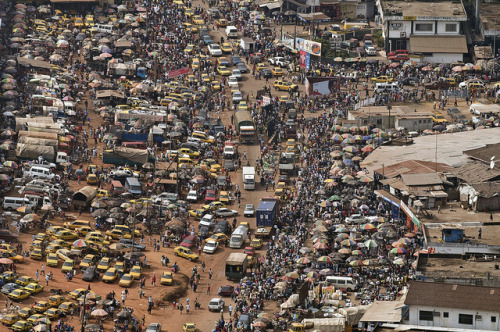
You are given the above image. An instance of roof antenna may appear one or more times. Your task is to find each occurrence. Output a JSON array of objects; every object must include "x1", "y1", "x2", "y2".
[{"x1": 490, "y1": 156, "x2": 495, "y2": 170}]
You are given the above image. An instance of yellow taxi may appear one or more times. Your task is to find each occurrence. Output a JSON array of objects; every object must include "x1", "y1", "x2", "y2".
[
  {"x1": 1, "y1": 314, "x2": 19, "y2": 326},
  {"x1": 58, "y1": 302, "x2": 77, "y2": 314},
  {"x1": 46, "y1": 253, "x2": 59, "y2": 267},
  {"x1": 84, "y1": 15, "x2": 94, "y2": 27},
  {"x1": 212, "y1": 81, "x2": 221, "y2": 91},
  {"x1": 115, "y1": 261, "x2": 126, "y2": 275},
  {"x1": 18, "y1": 307, "x2": 33, "y2": 319},
  {"x1": 47, "y1": 226, "x2": 65, "y2": 235},
  {"x1": 76, "y1": 226, "x2": 93, "y2": 236},
  {"x1": 370, "y1": 75, "x2": 393, "y2": 83},
  {"x1": 96, "y1": 189, "x2": 109, "y2": 198},
  {"x1": 189, "y1": 208, "x2": 207, "y2": 219},
  {"x1": 86, "y1": 174, "x2": 97, "y2": 184},
  {"x1": 203, "y1": 201, "x2": 226, "y2": 211},
  {"x1": 184, "y1": 44, "x2": 196, "y2": 54},
  {"x1": 61, "y1": 259, "x2": 75, "y2": 273},
  {"x1": 79, "y1": 254, "x2": 96, "y2": 269},
  {"x1": 271, "y1": 67, "x2": 284, "y2": 77},
  {"x1": 192, "y1": 131, "x2": 214, "y2": 144},
  {"x1": 432, "y1": 113, "x2": 448, "y2": 124},
  {"x1": 184, "y1": 8, "x2": 194, "y2": 16},
  {"x1": 192, "y1": 58, "x2": 200, "y2": 70},
  {"x1": 23, "y1": 283, "x2": 43, "y2": 295},
  {"x1": 221, "y1": 43, "x2": 232, "y2": 53},
  {"x1": 119, "y1": 274, "x2": 134, "y2": 287},
  {"x1": 215, "y1": 18, "x2": 228, "y2": 27},
  {"x1": 219, "y1": 191, "x2": 230, "y2": 204},
  {"x1": 105, "y1": 229, "x2": 132, "y2": 240},
  {"x1": 217, "y1": 66, "x2": 231, "y2": 76},
  {"x1": 51, "y1": 239, "x2": 71, "y2": 248},
  {"x1": 273, "y1": 80, "x2": 298, "y2": 91},
  {"x1": 11, "y1": 320, "x2": 31, "y2": 332},
  {"x1": 69, "y1": 288, "x2": 86, "y2": 300},
  {"x1": 56, "y1": 249, "x2": 71, "y2": 261},
  {"x1": 201, "y1": 158, "x2": 221, "y2": 171},
  {"x1": 74, "y1": 17, "x2": 84, "y2": 28},
  {"x1": 54, "y1": 230, "x2": 78, "y2": 241},
  {"x1": 2, "y1": 250, "x2": 24, "y2": 263},
  {"x1": 16, "y1": 276, "x2": 37, "y2": 287},
  {"x1": 2, "y1": 271, "x2": 17, "y2": 282},
  {"x1": 183, "y1": 323, "x2": 196, "y2": 332},
  {"x1": 86, "y1": 235, "x2": 109, "y2": 246},
  {"x1": 173, "y1": 246, "x2": 199, "y2": 261},
  {"x1": 114, "y1": 225, "x2": 141, "y2": 237},
  {"x1": 192, "y1": 15, "x2": 204, "y2": 25},
  {"x1": 178, "y1": 147, "x2": 200, "y2": 158},
  {"x1": 45, "y1": 244, "x2": 62, "y2": 254},
  {"x1": 97, "y1": 257, "x2": 111, "y2": 272},
  {"x1": 237, "y1": 101, "x2": 248, "y2": 111},
  {"x1": 48, "y1": 295, "x2": 66, "y2": 307},
  {"x1": 29, "y1": 241, "x2": 43, "y2": 251},
  {"x1": 209, "y1": 233, "x2": 229, "y2": 244},
  {"x1": 250, "y1": 238, "x2": 263, "y2": 249},
  {"x1": 44, "y1": 308, "x2": 64, "y2": 320},
  {"x1": 130, "y1": 265, "x2": 142, "y2": 279},
  {"x1": 27, "y1": 314, "x2": 44, "y2": 324},
  {"x1": 33, "y1": 301, "x2": 51, "y2": 313},
  {"x1": 64, "y1": 220, "x2": 91, "y2": 230},
  {"x1": 35, "y1": 233, "x2": 50, "y2": 242},
  {"x1": 8, "y1": 289, "x2": 30, "y2": 301},
  {"x1": 256, "y1": 63, "x2": 266, "y2": 72},
  {"x1": 102, "y1": 267, "x2": 118, "y2": 283},
  {"x1": 161, "y1": 271, "x2": 173, "y2": 285}
]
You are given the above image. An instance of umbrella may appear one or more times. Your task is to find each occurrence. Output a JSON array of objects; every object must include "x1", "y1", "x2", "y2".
[
  {"x1": 253, "y1": 321, "x2": 267, "y2": 328},
  {"x1": 336, "y1": 227, "x2": 349, "y2": 233},
  {"x1": 295, "y1": 257, "x2": 311, "y2": 264},
  {"x1": 319, "y1": 268, "x2": 334, "y2": 276},
  {"x1": 91, "y1": 309, "x2": 108, "y2": 317},
  {"x1": 23, "y1": 214, "x2": 39, "y2": 221},
  {"x1": 390, "y1": 247, "x2": 407, "y2": 254},
  {"x1": 349, "y1": 260, "x2": 364, "y2": 267},
  {"x1": 124, "y1": 251, "x2": 145, "y2": 259},
  {"x1": 73, "y1": 239, "x2": 87, "y2": 248},
  {"x1": 17, "y1": 206, "x2": 31, "y2": 213},
  {"x1": 33, "y1": 324, "x2": 48, "y2": 332},
  {"x1": 338, "y1": 248, "x2": 352, "y2": 255},
  {"x1": 393, "y1": 258, "x2": 405, "y2": 265},
  {"x1": 361, "y1": 223, "x2": 376, "y2": 230},
  {"x1": 351, "y1": 250, "x2": 362, "y2": 256},
  {"x1": 313, "y1": 242, "x2": 328, "y2": 250},
  {"x1": 285, "y1": 272, "x2": 300, "y2": 279},
  {"x1": 91, "y1": 201, "x2": 107, "y2": 209},
  {"x1": 363, "y1": 239, "x2": 378, "y2": 248},
  {"x1": 318, "y1": 256, "x2": 332, "y2": 263},
  {"x1": 0, "y1": 258, "x2": 13, "y2": 264},
  {"x1": 306, "y1": 271, "x2": 320, "y2": 279}
]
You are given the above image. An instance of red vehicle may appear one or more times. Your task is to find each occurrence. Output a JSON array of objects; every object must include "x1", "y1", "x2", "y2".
[
  {"x1": 205, "y1": 189, "x2": 216, "y2": 202},
  {"x1": 243, "y1": 246, "x2": 255, "y2": 256},
  {"x1": 387, "y1": 49, "x2": 409, "y2": 57},
  {"x1": 180, "y1": 235, "x2": 196, "y2": 249},
  {"x1": 388, "y1": 54, "x2": 409, "y2": 61}
]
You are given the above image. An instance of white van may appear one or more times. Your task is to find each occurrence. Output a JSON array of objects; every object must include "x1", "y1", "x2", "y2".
[
  {"x1": 325, "y1": 276, "x2": 356, "y2": 291},
  {"x1": 225, "y1": 26, "x2": 238, "y2": 39},
  {"x1": 94, "y1": 24, "x2": 114, "y2": 33},
  {"x1": 230, "y1": 225, "x2": 248, "y2": 248},
  {"x1": 3, "y1": 197, "x2": 30, "y2": 211},
  {"x1": 27, "y1": 166, "x2": 57, "y2": 180},
  {"x1": 374, "y1": 82, "x2": 398, "y2": 93}
]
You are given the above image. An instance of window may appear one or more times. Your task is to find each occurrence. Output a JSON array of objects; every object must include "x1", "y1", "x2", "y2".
[
  {"x1": 445, "y1": 23, "x2": 457, "y2": 32},
  {"x1": 415, "y1": 23, "x2": 433, "y2": 32},
  {"x1": 491, "y1": 316, "x2": 497, "y2": 323},
  {"x1": 459, "y1": 314, "x2": 473, "y2": 325},
  {"x1": 419, "y1": 310, "x2": 434, "y2": 321},
  {"x1": 443, "y1": 312, "x2": 449, "y2": 318}
]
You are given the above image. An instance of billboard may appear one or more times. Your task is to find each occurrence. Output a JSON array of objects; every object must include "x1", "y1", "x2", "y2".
[
  {"x1": 305, "y1": 77, "x2": 340, "y2": 97},
  {"x1": 295, "y1": 38, "x2": 322, "y2": 56}
]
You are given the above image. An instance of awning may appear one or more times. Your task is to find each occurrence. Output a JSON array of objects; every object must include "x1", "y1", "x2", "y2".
[
  {"x1": 297, "y1": 12, "x2": 332, "y2": 23},
  {"x1": 430, "y1": 190, "x2": 448, "y2": 198},
  {"x1": 410, "y1": 36, "x2": 468, "y2": 54},
  {"x1": 259, "y1": 1, "x2": 282, "y2": 9},
  {"x1": 375, "y1": 189, "x2": 400, "y2": 207},
  {"x1": 284, "y1": 0, "x2": 308, "y2": 7}
]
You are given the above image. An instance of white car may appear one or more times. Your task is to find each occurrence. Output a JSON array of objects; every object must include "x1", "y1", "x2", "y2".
[
  {"x1": 214, "y1": 208, "x2": 238, "y2": 217},
  {"x1": 365, "y1": 47, "x2": 377, "y2": 56},
  {"x1": 232, "y1": 91, "x2": 243, "y2": 103},
  {"x1": 186, "y1": 190, "x2": 198, "y2": 202},
  {"x1": 223, "y1": 145, "x2": 235, "y2": 158},
  {"x1": 243, "y1": 204, "x2": 255, "y2": 217},
  {"x1": 208, "y1": 298, "x2": 225, "y2": 311},
  {"x1": 228, "y1": 76, "x2": 239, "y2": 87},
  {"x1": 268, "y1": 56, "x2": 289, "y2": 68},
  {"x1": 200, "y1": 214, "x2": 216, "y2": 228},
  {"x1": 208, "y1": 43, "x2": 223, "y2": 56},
  {"x1": 346, "y1": 214, "x2": 366, "y2": 224},
  {"x1": 203, "y1": 240, "x2": 218, "y2": 254},
  {"x1": 231, "y1": 69, "x2": 241, "y2": 80}
]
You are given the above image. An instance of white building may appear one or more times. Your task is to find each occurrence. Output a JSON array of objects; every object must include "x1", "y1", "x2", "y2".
[
  {"x1": 348, "y1": 106, "x2": 433, "y2": 131},
  {"x1": 376, "y1": 0, "x2": 468, "y2": 63},
  {"x1": 404, "y1": 282, "x2": 500, "y2": 330}
]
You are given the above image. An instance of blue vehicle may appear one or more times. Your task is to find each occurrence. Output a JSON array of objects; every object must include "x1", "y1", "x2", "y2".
[
  {"x1": 203, "y1": 35, "x2": 213, "y2": 45},
  {"x1": 137, "y1": 67, "x2": 147, "y2": 79}
]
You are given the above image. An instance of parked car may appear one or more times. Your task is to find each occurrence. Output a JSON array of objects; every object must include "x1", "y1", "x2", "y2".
[
  {"x1": 208, "y1": 298, "x2": 225, "y2": 311},
  {"x1": 346, "y1": 214, "x2": 366, "y2": 224},
  {"x1": 243, "y1": 204, "x2": 255, "y2": 217},
  {"x1": 203, "y1": 240, "x2": 218, "y2": 254},
  {"x1": 214, "y1": 208, "x2": 238, "y2": 217},
  {"x1": 119, "y1": 239, "x2": 146, "y2": 251},
  {"x1": 424, "y1": 80, "x2": 450, "y2": 90},
  {"x1": 82, "y1": 266, "x2": 99, "y2": 282},
  {"x1": 146, "y1": 323, "x2": 162, "y2": 332},
  {"x1": 180, "y1": 235, "x2": 197, "y2": 249},
  {"x1": 186, "y1": 190, "x2": 198, "y2": 202},
  {"x1": 219, "y1": 285, "x2": 234, "y2": 297}
]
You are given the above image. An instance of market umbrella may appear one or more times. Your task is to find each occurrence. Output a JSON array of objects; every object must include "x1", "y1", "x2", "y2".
[
  {"x1": 17, "y1": 206, "x2": 31, "y2": 213},
  {"x1": 0, "y1": 258, "x2": 13, "y2": 264},
  {"x1": 314, "y1": 225, "x2": 328, "y2": 233},
  {"x1": 295, "y1": 257, "x2": 311, "y2": 265},
  {"x1": 319, "y1": 268, "x2": 334, "y2": 276},
  {"x1": 23, "y1": 214, "x2": 39, "y2": 221},
  {"x1": 390, "y1": 247, "x2": 407, "y2": 254},
  {"x1": 329, "y1": 195, "x2": 341, "y2": 201},
  {"x1": 306, "y1": 271, "x2": 320, "y2": 279},
  {"x1": 351, "y1": 250, "x2": 362, "y2": 256},
  {"x1": 393, "y1": 258, "x2": 405, "y2": 265},
  {"x1": 253, "y1": 321, "x2": 267, "y2": 328},
  {"x1": 285, "y1": 271, "x2": 300, "y2": 279},
  {"x1": 313, "y1": 242, "x2": 328, "y2": 250},
  {"x1": 3, "y1": 160, "x2": 17, "y2": 168},
  {"x1": 349, "y1": 260, "x2": 364, "y2": 267},
  {"x1": 91, "y1": 201, "x2": 107, "y2": 209},
  {"x1": 318, "y1": 256, "x2": 332, "y2": 263},
  {"x1": 363, "y1": 239, "x2": 378, "y2": 248},
  {"x1": 33, "y1": 324, "x2": 48, "y2": 332},
  {"x1": 91, "y1": 309, "x2": 108, "y2": 317},
  {"x1": 73, "y1": 239, "x2": 87, "y2": 248},
  {"x1": 338, "y1": 248, "x2": 352, "y2": 255},
  {"x1": 341, "y1": 239, "x2": 357, "y2": 247},
  {"x1": 360, "y1": 223, "x2": 376, "y2": 231}
]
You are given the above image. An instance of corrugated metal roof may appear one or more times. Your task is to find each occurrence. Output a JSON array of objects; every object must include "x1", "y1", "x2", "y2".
[
  {"x1": 410, "y1": 36, "x2": 468, "y2": 54},
  {"x1": 470, "y1": 182, "x2": 500, "y2": 198},
  {"x1": 373, "y1": 160, "x2": 451, "y2": 179},
  {"x1": 464, "y1": 143, "x2": 500, "y2": 166},
  {"x1": 400, "y1": 173, "x2": 443, "y2": 186},
  {"x1": 452, "y1": 161, "x2": 500, "y2": 183},
  {"x1": 405, "y1": 281, "x2": 500, "y2": 312}
]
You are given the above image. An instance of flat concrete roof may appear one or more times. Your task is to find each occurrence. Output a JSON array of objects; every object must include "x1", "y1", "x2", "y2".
[
  {"x1": 380, "y1": 0, "x2": 466, "y2": 19},
  {"x1": 361, "y1": 127, "x2": 500, "y2": 174},
  {"x1": 350, "y1": 105, "x2": 432, "y2": 118}
]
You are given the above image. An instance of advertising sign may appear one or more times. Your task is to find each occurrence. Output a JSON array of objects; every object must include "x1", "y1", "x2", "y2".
[
  {"x1": 305, "y1": 77, "x2": 340, "y2": 97},
  {"x1": 299, "y1": 51, "x2": 307, "y2": 68},
  {"x1": 295, "y1": 38, "x2": 322, "y2": 56},
  {"x1": 167, "y1": 67, "x2": 189, "y2": 78}
]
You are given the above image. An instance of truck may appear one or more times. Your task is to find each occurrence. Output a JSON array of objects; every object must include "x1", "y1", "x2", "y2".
[
  {"x1": 102, "y1": 147, "x2": 154, "y2": 167},
  {"x1": 229, "y1": 225, "x2": 248, "y2": 248},
  {"x1": 16, "y1": 144, "x2": 68, "y2": 165},
  {"x1": 107, "y1": 62, "x2": 137, "y2": 77},
  {"x1": 255, "y1": 198, "x2": 278, "y2": 238},
  {"x1": 225, "y1": 253, "x2": 248, "y2": 280},
  {"x1": 234, "y1": 111, "x2": 255, "y2": 144},
  {"x1": 279, "y1": 155, "x2": 295, "y2": 175},
  {"x1": 242, "y1": 166, "x2": 255, "y2": 190},
  {"x1": 72, "y1": 186, "x2": 97, "y2": 209}
]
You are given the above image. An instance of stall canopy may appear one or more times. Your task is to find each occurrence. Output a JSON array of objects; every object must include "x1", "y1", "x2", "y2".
[
  {"x1": 259, "y1": 1, "x2": 282, "y2": 10},
  {"x1": 359, "y1": 300, "x2": 405, "y2": 323},
  {"x1": 297, "y1": 12, "x2": 331, "y2": 23}
]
